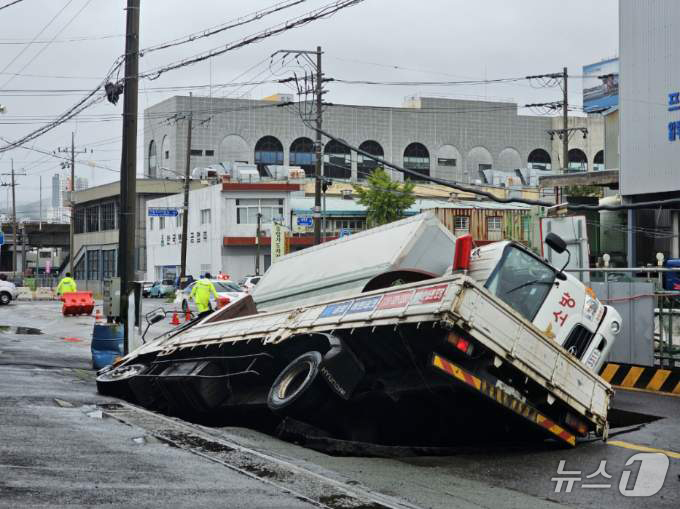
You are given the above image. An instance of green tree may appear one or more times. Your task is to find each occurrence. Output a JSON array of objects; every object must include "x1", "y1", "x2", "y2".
[{"x1": 353, "y1": 168, "x2": 416, "y2": 227}]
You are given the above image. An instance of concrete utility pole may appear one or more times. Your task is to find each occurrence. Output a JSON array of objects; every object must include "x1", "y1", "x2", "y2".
[
  {"x1": 562, "y1": 67, "x2": 568, "y2": 173},
  {"x1": 314, "y1": 46, "x2": 323, "y2": 245},
  {"x1": 180, "y1": 92, "x2": 192, "y2": 284},
  {"x1": 0, "y1": 160, "x2": 26, "y2": 274},
  {"x1": 255, "y1": 212, "x2": 262, "y2": 275},
  {"x1": 57, "y1": 132, "x2": 87, "y2": 273},
  {"x1": 118, "y1": 0, "x2": 140, "y2": 355},
  {"x1": 271, "y1": 47, "x2": 324, "y2": 245}
]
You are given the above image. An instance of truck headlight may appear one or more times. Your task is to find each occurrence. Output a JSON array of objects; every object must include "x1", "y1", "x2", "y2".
[
  {"x1": 610, "y1": 321, "x2": 621, "y2": 335},
  {"x1": 583, "y1": 296, "x2": 600, "y2": 322}
]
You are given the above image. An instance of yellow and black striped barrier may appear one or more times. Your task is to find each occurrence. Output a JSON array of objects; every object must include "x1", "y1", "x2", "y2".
[{"x1": 599, "y1": 363, "x2": 680, "y2": 395}]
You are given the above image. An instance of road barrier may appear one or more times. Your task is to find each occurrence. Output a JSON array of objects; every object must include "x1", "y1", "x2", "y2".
[
  {"x1": 35, "y1": 287, "x2": 55, "y2": 300},
  {"x1": 61, "y1": 291, "x2": 95, "y2": 316},
  {"x1": 15, "y1": 287, "x2": 33, "y2": 300},
  {"x1": 600, "y1": 362, "x2": 680, "y2": 395}
]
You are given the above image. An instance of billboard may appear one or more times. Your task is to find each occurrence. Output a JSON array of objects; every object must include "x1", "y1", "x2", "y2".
[{"x1": 582, "y1": 58, "x2": 619, "y2": 113}]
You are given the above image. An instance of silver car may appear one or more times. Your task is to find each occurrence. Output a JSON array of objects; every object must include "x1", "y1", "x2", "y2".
[{"x1": 0, "y1": 279, "x2": 18, "y2": 305}]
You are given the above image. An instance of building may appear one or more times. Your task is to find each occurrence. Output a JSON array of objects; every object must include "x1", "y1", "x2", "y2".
[
  {"x1": 143, "y1": 95, "x2": 604, "y2": 184},
  {"x1": 619, "y1": 0, "x2": 680, "y2": 264},
  {"x1": 49, "y1": 173, "x2": 89, "y2": 223},
  {"x1": 71, "y1": 178, "x2": 205, "y2": 289},
  {"x1": 145, "y1": 179, "x2": 533, "y2": 283},
  {"x1": 146, "y1": 181, "x2": 302, "y2": 281}
]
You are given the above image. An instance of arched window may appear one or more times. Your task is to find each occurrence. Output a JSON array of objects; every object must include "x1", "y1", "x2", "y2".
[
  {"x1": 528, "y1": 148, "x2": 551, "y2": 170},
  {"x1": 324, "y1": 139, "x2": 351, "y2": 179},
  {"x1": 403, "y1": 142, "x2": 430, "y2": 181},
  {"x1": 568, "y1": 148, "x2": 588, "y2": 172},
  {"x1": 148, "y1": 140, "x2": 157, "y2": 178},
  {"x1": 290, "y1": 137, "x2": 315, "y2": 177},
  {"x1": 254, "y1": 136, "x2": 284, "y2": 173},
  {"x1": 593, "y1": 150, "x2": 604, "y2": 171},
  {"x1": 357, "y1": 140, "x2": 383, "y2": 179}
]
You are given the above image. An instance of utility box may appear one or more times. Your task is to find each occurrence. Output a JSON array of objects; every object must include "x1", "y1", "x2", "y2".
[{"x1": 103, "y1": 277, "x2": 121, "y2": 319}]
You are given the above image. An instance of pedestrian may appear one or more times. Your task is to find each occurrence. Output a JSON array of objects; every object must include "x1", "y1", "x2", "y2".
[
  {"x1": 56, "y1": 272, "x2": 77, "y2": 296},
  {"x1": 190, "y1": 272, "x2": 219, "y2": 318}
]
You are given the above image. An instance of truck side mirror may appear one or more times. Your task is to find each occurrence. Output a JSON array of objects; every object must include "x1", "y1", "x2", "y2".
[
  {"x1": 145, "y1": 308, "x2": 166, "y2": 325},
  {"x1": 545, "y1": 233, "x2": 567, "y2": 254}
]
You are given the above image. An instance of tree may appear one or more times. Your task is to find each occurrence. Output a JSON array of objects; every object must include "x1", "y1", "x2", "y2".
[{"x1": 353, "y1": 168, "x2": 416, "y2": 227}]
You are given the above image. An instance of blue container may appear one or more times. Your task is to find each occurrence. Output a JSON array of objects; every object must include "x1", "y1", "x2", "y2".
[
  {"x1": 91, "y1": 324, "x2": 124, "y2": 370},
  {"x1": 663, "y1": 258, "x2": 680, "y2": 291}
]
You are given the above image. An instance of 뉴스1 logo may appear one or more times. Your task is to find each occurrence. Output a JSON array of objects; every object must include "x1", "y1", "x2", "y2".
[{"x1": 552, "y1": 453, "x2": 669, "y2": 497}]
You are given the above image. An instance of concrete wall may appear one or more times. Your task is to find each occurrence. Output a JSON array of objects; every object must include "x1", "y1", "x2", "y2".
[
  {"x1": 620, "y1": 0, "x2": 680, "y2": 195},
  {"x1": 604, "y1": 109, "x2": 619, "y2": 169},
  {"x1": 144, "y1": 96, "x2": 604, "y2": 184}
]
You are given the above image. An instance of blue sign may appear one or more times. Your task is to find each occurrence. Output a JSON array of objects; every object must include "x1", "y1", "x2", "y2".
[
  {"x1": 297, "y1": 216, "x2": 313, "y2": 227},
  {"x1": 339, "y1": 228, "x2": 351, "y2": 238},
  {"x1": 0, "y1": 231, "x2": 4, "y2": 246},
  {"x1": 346, "y1": 296, "x2": 381, "y2": 314},
  {"x1": 669, "y1": 92, "x2": 680, "y2": 112},
  {"x1": 148, "y1": 208, "x2": 179, "y2": 217},
  {"x1": 319, "y1": 300, "x2": 353, "y2": 318}
]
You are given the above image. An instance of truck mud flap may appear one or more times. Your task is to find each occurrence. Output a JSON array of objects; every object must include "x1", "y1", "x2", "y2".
[{"x1": 431, "y1": 354, "x2": 576, "y2": 447}]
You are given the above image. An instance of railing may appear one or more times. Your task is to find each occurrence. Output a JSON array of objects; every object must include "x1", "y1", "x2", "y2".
[{"x1": 567, "y1": 267, "x2": 680, "y2": 368}]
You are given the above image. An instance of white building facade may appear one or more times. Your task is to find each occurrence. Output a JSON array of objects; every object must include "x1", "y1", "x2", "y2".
[{"x1": 146, "y1": 181, "x2": 301, "y2": 282}]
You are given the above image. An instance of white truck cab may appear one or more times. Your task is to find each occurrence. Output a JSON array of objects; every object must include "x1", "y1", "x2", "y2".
[{"x1": 467, "y1": 240, "x2": 620, "y2": 372}]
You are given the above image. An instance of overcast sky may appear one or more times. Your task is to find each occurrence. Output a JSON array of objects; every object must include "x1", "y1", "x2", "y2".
[{"x1": 0, "y1": 0, "x2": 618, "y2": 210}]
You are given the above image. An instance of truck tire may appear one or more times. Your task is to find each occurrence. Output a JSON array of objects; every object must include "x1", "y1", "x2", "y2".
[
  {"x1": 267, "y1": 351, "x2": 327, "y2": 415},
  {"x1": 0, "y1": 292, "x2": 10, "y2": 305},
  {"x1": 96, "y1": 363, "x2": 147, "y2": 401}
]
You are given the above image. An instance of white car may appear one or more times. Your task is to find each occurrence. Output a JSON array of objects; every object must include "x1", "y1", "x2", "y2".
[
  {"x1": 0, "y1": 278, "x2": 18, "y2": 305},
  {"x1": 180, "y1": 279, "x2": 246, "y2": 313},
  {"x1": 238, "y1": 275, "x2": 262, "y2": 293}
]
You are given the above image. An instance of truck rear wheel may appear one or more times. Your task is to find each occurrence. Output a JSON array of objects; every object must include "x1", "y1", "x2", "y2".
[
  {"x1": 96, "y1": 363, "x2": 147, "y2": 400},
  {"x1": 267, "y1": 351, "x2": 327, "y2": 415}
]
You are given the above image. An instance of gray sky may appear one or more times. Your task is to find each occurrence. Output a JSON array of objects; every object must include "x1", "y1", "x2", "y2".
[{"x1": 0, "y1": 0, "x2": 618, "y2": 210}]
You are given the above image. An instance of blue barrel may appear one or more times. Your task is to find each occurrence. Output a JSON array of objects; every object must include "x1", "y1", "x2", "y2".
[
  {"x1": 664, "y1": 259, "x2": 680, "y2": 291},
  {"x1": 91, "y1": 324, "x2": 124, "y2": 370}
]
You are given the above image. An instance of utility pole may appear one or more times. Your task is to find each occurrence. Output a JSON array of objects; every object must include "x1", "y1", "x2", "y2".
[
  {"x1": 57, "y1": 132, "x2": 87, "y2": 273},
  {"x1": 255, "y1": 212, "x2": 262, "y2": 275},
  {"x1": 39, "y1": 175, "x2": 42, "y2": 231},
  {"x1": 562, "y1": 67, "x2": 568, "y2": 173},
  {"x1": 314, "y1": 45, "x2": 323, "y2": 245},
  {"x1": 270, "y1": 47, "x2": 325, "y2": 244},
  {"x1": 180, "y1": 92, "x2": 192, "y2": 284},
  {"x1": 0, "y1": 160, "x2": 26, "y2": 275},
  {"x1": 118, "y1": 0, "x2": 140, "y2": 355}
]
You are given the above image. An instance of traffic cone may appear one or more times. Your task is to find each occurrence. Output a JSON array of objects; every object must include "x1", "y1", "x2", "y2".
[
  {"x1": 185, "y1": 310, "x2": 192, "y2": 322},
  {"x1": 170, "y1": 311, "x2": 180, "y2": 326},
  {"x1": 94, "y1": 308, "x2": 103, "y2": 323}
]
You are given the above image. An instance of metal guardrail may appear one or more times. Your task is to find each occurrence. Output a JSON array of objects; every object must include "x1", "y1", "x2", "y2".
[{"x1": 567, "y1": 267, "x2": 680, "y2": 368}]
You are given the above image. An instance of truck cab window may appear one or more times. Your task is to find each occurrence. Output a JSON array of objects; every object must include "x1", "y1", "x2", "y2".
[{"x1": 485, "y1": 245, "x2": 555, "y2": 321}]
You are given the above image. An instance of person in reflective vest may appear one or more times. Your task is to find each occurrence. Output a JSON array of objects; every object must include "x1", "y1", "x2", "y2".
[
  {"x1": 190, "y1": 273, "x2": 219, "y2": 317},
  {"x1": 56, "y1": 272, "x2": 77, "y2": 295}
]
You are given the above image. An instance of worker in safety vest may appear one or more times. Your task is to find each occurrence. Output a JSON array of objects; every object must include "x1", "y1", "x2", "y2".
[
  {"x1": 56, "y1": 272, "x2": 77, "y2": 295},
  {"x1": 190, "y1": 272, "x2": 219, "y2": 318}
]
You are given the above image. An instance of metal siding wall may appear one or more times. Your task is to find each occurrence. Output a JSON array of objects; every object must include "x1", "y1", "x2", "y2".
[
  {"x1": 591, "y1": 281, "x2": 655, "y2": 366},
  {"x1": 620, "y1": 0, "x2": 680, "y2": 195}
]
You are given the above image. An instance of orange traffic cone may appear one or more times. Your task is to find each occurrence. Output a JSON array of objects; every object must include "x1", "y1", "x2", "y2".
[
  {"x1": 94, "y1": 308, "x2": 103, "y2": 323},
  {"x1": 170, "y1": 311, "x2": 180, "y2": 326},
  {"x1": 185, "y1": 310, "x2": 192, "y2": 322}
]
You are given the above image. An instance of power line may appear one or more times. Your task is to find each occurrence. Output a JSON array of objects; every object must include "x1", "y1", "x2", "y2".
[
  {"x1": 0, "y1": 0, "x2": 27, "y2": 11},
  {"x1": 0, "y1": 33, "x2": 122, "y2": 44}
]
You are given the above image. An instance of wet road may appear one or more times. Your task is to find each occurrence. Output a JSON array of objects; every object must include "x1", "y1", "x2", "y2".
[{"x1": 1, "y1": 300, "x2": 679, "y2": 508}]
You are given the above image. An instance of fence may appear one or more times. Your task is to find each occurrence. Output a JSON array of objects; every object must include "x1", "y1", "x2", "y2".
[{"x1": 567, "y1": 267, "x2": 680, "y2": 368}]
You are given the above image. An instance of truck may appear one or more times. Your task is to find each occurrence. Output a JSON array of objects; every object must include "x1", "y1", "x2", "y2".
[{"x1": 97, "y1": 213, "x2": 620, "y2": 446}]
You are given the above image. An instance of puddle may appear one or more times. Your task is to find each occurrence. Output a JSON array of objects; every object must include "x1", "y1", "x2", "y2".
[{"x1": 0, "y1": 325, "x2": 43, "y2": 335}]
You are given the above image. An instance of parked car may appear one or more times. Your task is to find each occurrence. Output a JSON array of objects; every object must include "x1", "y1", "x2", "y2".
[
  {"x1": 238, "y1": 275, "x2": 262, "y2": 293},
  {"x1": 180, "y1": 279, "x2": 246, "y2": 312},
  {"x1": 141, "y1": 281, "x2": 154, "y2": 298},
  {"x1": 0, "y1": 278, "x2": 18, "y2": 305},
  {"x1": 149, "y1": 280, "x2": 176, "y2": 298}
]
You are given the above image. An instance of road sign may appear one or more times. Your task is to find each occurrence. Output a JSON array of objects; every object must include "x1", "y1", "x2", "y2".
[
  {"x1": 0, "y1": 230, "x2": 4, "y2": 246},
  {"x1": 148, "y1": 208, "x2": 179, "y2": 217},
  {"x1": 296, "y1": 216, "x2": 313, "y2": 227}
]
